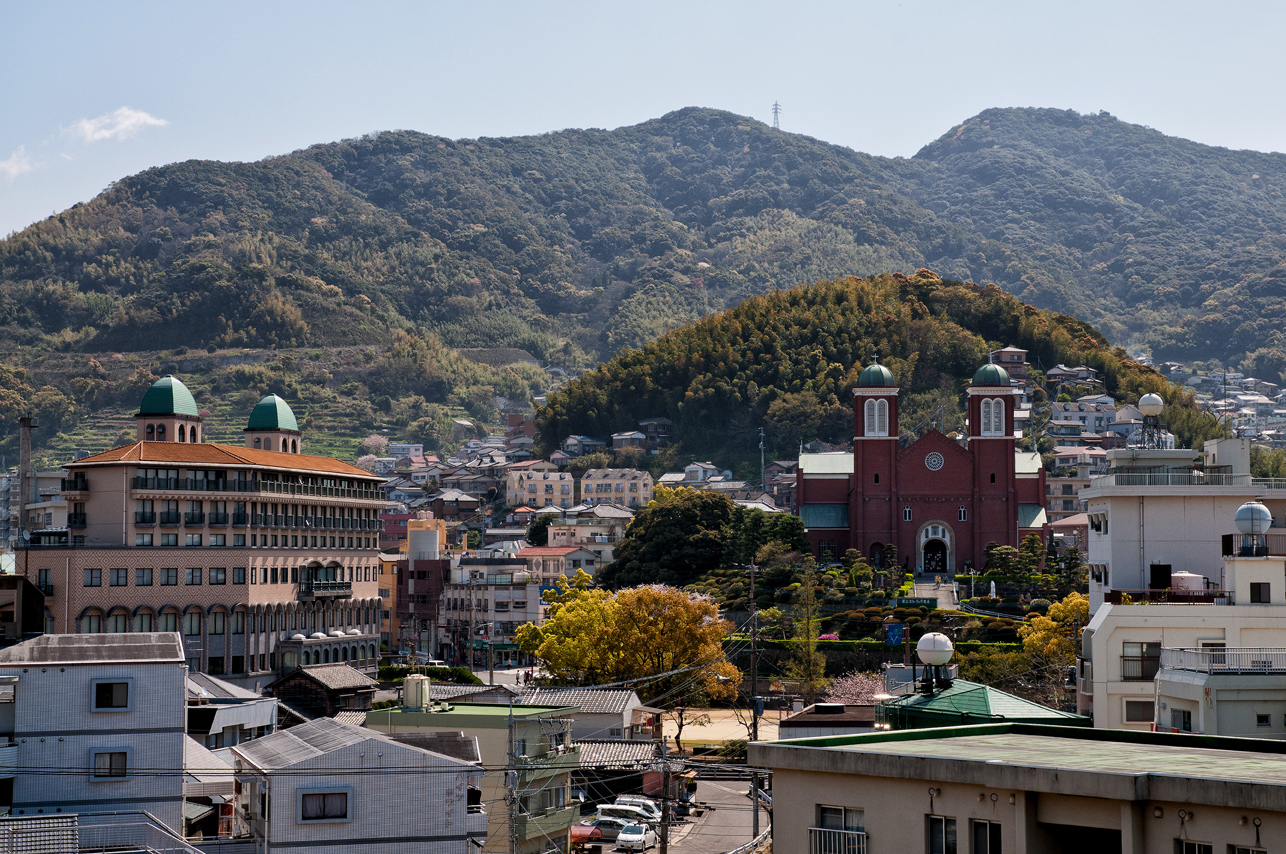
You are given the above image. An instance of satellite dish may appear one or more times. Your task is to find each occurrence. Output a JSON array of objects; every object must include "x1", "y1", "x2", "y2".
[{"x1": 21, "y1": 531, "x2": 30, "y2": 543}]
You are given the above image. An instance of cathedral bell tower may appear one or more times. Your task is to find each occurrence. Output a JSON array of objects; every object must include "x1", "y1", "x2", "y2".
[
  {"x1": 852, "y1": 360, "x2": 899, "y2": 560},
  {"x1": 967, "y1": 362, "x2": 1017, "y2": 545}
]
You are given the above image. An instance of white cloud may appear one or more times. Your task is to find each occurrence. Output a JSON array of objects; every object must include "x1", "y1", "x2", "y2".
[
  {"x1": 66, "y1": 106, "x2": 168, "y2": 143},
  {"x1": 0, "y1": 146, "x2": 36, "y2": 179}
]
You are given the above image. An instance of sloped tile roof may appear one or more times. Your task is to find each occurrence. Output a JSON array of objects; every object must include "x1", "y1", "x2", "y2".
[
  {"x1": 575, "y1": 739, "x2": 658, "y2": 767},
  {"x1": 69, "y1": 441, "x2": 380, "y2": 479}
]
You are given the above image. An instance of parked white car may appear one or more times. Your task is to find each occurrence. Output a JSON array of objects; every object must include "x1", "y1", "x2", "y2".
[{"x1": 616, "y1": 823, "x2": 658, "y2": 852}]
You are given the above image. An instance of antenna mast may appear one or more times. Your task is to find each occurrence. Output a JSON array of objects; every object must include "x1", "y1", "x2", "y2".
[{"x1": 771, "y1": 101, "x2": 781, "y2": 130}]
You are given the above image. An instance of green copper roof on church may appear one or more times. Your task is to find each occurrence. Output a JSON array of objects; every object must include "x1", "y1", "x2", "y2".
[
  {"x1": 137, "y1": 375, "x2": 200, "y2": 417},
  {"x1": 972, "y1": 363, "x2": 1011, "y2": 386},
  {"x1": 857, "y1": 362, "x2": 896, "y2": 387},
  {"x1": 246, "y1": 394, "x2": 299, "y2": 432}
]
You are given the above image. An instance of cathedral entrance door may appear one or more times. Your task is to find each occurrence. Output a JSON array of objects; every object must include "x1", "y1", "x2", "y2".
[{"x1": 923, "y1": 539, "x2": 948, "y2": 577}]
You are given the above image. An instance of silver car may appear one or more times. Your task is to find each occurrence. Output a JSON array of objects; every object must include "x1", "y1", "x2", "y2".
[{"x1": 616, "y1": 824, "x2": 658, "y2": 852}]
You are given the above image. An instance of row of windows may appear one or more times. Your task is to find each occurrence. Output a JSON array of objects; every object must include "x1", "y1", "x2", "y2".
[
  {"x1": 142, "y1": 423, "x2": 199, "y2": 442},
  {"x1": 80, "y1": 605, "x2": 375, "y2": 635},
  {"x1": 132, "y1": 533, "x2": 374, "y2": 549},
  {"x1": 84, "y1": 567, "x2": 247, "y2": 587},
  {"x1": 902, "y1": 507, "x2": 969, "y2": 522}
]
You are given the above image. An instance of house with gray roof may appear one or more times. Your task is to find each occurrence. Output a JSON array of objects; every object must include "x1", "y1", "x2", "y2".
[
  {"x1": 232, "y1": 717, "x2": 485, "y2": 853},
  {"x1": 521, "y1": 687, "x2": 662, "y2": 741},
  {"x1": 186, "y1": 671, "x2": 277, "y2": 753}
]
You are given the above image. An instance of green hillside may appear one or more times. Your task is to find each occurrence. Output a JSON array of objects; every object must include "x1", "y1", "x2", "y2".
[
  {"x1": 537, "y1": 271, "x2": 1219, "y2": 476},
  {"x1": 2, "y1": 105, "x2": 1283, "y2": 458}
]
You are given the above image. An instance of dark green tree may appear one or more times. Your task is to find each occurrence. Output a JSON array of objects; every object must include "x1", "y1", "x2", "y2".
[{"x1": 600, "y1": 487, "x2": 734, "y2": 588}]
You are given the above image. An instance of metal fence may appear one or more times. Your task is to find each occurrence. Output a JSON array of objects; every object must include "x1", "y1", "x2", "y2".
[
  {"x1": 1161, "y1": 647, "x2": 1286, "y2": 674},
  {"x1": 808, "y1": 827, "x2": 867, "y2": 854}
]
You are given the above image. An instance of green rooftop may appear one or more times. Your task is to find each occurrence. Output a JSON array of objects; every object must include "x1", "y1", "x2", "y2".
[
  {"x1": 138, "y1": 375, "x2": 199, "y2": 418},
  {"x1": 857, "y1": 362, "x2": 896, "y2": 387},
  {"x1": 246, "y1": 394, "x2": 299, "y2": 432},
  {"x1": 878, "y1": 679, "x2": 1090, "y2": 729},
  {"x1": 972, "y1": 363, "x2": 1011, "y2": 386}
]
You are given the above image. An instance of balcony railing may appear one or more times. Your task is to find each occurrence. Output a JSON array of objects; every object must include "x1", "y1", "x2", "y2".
[
  {"x1": 68, "y1": 513, "x2": 87, "y2": 528},
  {"x1": 36, "y1": 582, "x2": 53, "y2": 596},
  {"x1": 131, "y1": 477, "x2": 178, "y2": 490},
  {"x1": 184, "y1": 511, "x2": 205, "y2": 525},
  {"x1": 158, "y1": 511, "x2": 181, "y2": 525},
  {"x1": 1222, "y1": 532, "x2": 1286, "y2": 557},
  {"x1": 208, "y1": 512, "x2": 229, "y2": 525},
  {"x1": 231, "y1": 513, "x2": 250, "y2": 526},
  {"x1": 1161, "y1": 647, "x2": 1286, "y2": 674},
  {"x1": 299, "y1": 580, "x2": 353, "y2": 600},
  {"x1": 513, "y1": 804, "x2": 578, "y2": 841},
  {"x1": 134, "y1": 511, "x2": 156, "y2": 525},
  {"x1": 1104, "y1": 589, "x2": 1233, "y2": 606},
  {"x1": 1121, "y1": 655, "x2": 1162, "y2": 681},
  {"x1": 1090, "y1": 472, "x2": 1253, "y2": 488},
  {"x1": 810, "y1": 828, "x2": 867, "y2": 854},
  {"x1": 60, "y1": 477, "x2": 88, "y2": 493}
]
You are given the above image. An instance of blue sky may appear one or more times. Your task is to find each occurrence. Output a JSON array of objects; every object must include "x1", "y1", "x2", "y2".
[{"x1": 4, "y1": 0, "x2": 1286, "y2": 236}]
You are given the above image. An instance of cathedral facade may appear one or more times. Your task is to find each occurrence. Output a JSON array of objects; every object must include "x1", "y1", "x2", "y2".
[{"x1": 796, "y1": 363, "x2": 1047, "y2": 574}]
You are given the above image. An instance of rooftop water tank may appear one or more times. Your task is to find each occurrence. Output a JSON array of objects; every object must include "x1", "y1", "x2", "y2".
[
  {"x1": 1170, "y1": 571, "x2": 1204, "y2": 591},
  {"x1": 916, "y1": 632, "x2": 954, "y2": 666},
  {"x1": 1235, "y1": 501, "x2": 1272, "y2": 537}
]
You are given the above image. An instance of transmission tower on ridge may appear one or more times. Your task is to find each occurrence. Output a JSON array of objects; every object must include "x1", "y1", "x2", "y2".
[{"x1": 772, "y1": 101, "x2": 782, "y2": 129}]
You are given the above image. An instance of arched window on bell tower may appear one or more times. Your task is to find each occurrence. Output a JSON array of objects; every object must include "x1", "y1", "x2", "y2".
[{"x1": 864, "y1": 399, "x2": 889, "y2": 437}]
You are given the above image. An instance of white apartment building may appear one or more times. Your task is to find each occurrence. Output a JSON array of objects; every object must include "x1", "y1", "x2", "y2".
[
  {"x1": 233, "y1": 717, "x2": 486, "y2": 853},
  {"x1": 0, "y1": 633, "x2": 187, "y2": 831},
  {"x1": 1079, "y1": 548, "x2": 1286, "y2": 730},
  {"x1": 1081, "y1": 437, "x2": 1286, "y2": 610}
]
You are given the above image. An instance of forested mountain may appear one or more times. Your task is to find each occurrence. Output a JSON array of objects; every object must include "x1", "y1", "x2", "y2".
[
  {"x1": 537, "y1": 271, "x2": 1220, "y2": 476},
  {"x1": 1, "y1": 106, "x2": 1281, "y2": 458},
  {"x1": 5, "y1": 106, "x2": 1286, "y2": 371}
]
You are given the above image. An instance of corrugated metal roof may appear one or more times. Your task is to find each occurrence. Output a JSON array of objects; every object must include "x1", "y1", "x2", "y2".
[
  {"x1": 575, "y1": 739, "x2": 658, "y2": 767},
  {"x1": 799, "y1": 453, "x2": 854, "y2": 475},
  {"x1": 188, "y1": 672, "x2": 263, "y2": 701},
  {"x1": 521, "y1": 688, "x2": 637, "y2": 714},
  {"x1": 0, "y1": 632, "x2": 183, "y2": 664},
  {"x1": 235, "y1": 717, "x2": 478, "y2": 771}
]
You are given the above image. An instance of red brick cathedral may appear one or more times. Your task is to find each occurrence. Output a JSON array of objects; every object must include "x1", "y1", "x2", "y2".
[{"x1": 796, "y1": 361, "x2": 1047, "y2": 574}]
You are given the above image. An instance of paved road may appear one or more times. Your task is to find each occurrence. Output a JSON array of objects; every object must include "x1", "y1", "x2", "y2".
[
  {"x1": 669, "y1": 780, "x2": 768, "y2": 854},
  {"x1": 913, "y1": 577, "x2": 958, "y2": 609}
]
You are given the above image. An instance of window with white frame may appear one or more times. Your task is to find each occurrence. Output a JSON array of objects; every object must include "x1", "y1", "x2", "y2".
[
  {"x1": 864, "y1": 399, "x2": 889, "y2": 437},
  {"x1": 927, "y1": 815, "x2": 957, "y2": 854},
  {"x1": 903, "y1": 506, "x2": 912, "y2": 522},
  {"x1": 970, "y1": 819, "x2": 1000, "y2": 854}
]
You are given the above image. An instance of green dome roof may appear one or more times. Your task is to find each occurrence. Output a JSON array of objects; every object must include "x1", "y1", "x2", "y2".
[
  {"x1": 246, "y1": 395, "x2": 299, "y2": 432},
  {"x1": 857, "y1": 362, "x2": 896, "y2": 387},
  {"x1": 138, "y1": 375, "x2": 199, "y2": 417},
  {"x1": 973, "y1": 364, "x2": 1011, "y2": 386}
]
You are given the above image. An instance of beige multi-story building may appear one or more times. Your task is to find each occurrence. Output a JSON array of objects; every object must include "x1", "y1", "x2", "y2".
[
  {"x1": 578, "y1": 467, "x2": 653, "y2": 508},
  {"x1": 16, "y1": 376, "x2": 386, "y2": 689},
  {"x1": 507, "y1": 465, "x2": 575, "y2": 509}
]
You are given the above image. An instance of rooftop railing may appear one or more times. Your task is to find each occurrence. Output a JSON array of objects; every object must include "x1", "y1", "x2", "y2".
[
  {"x1": 1104, "y1": 588, "x2": 1234, "y2": 605},
  {"x1": 1161, "y1": 647, "x2": 1286, "y2": 674}
]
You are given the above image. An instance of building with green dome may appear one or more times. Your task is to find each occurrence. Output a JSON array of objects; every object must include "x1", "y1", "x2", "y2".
[
  {"x1": 19, "y1": 374, "x2": 388, "y2": 688},
  {"x1": 797, "y1": 359, "x2": 1047, "y2": 575},
  {"x1": 136, "y1": 375, "x2": 204, "y2": 444},
  {"x1": 245, "y1": 394, "x2": 302, "y2": 454}
]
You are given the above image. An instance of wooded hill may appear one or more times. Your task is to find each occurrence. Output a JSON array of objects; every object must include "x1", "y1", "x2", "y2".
[
  {"x1": 5, "y1": 106, "x2": 1286, "y2": 371},
  {"x1": 536, "y1": 271, "x2": 1221, "y2": 476}
]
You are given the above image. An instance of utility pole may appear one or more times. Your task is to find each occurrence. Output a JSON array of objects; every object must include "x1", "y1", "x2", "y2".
[
  {"x1": 749, "y1": 561, "x2": 760, "y2": 744},
  {"x1": 659, "y1": 760, "x2": 671, "y2": 854},
  {"x1": 758, "y1": 427, "x2": 766, "y2": 494},
  {"x1": 507, "y1": 700, "x2": 517, "y2": 854},
  {"x1": 466, "y1": 570, "x2": 475, "y2": 674}
]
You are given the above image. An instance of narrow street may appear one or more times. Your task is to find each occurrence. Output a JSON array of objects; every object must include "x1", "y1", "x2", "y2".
[
  {"x1": 669, "y1": 779, "x2": 768, "y2": 853},
  {"x1": 913, "y1": 576, "x2": 958, "y2": 609}
]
